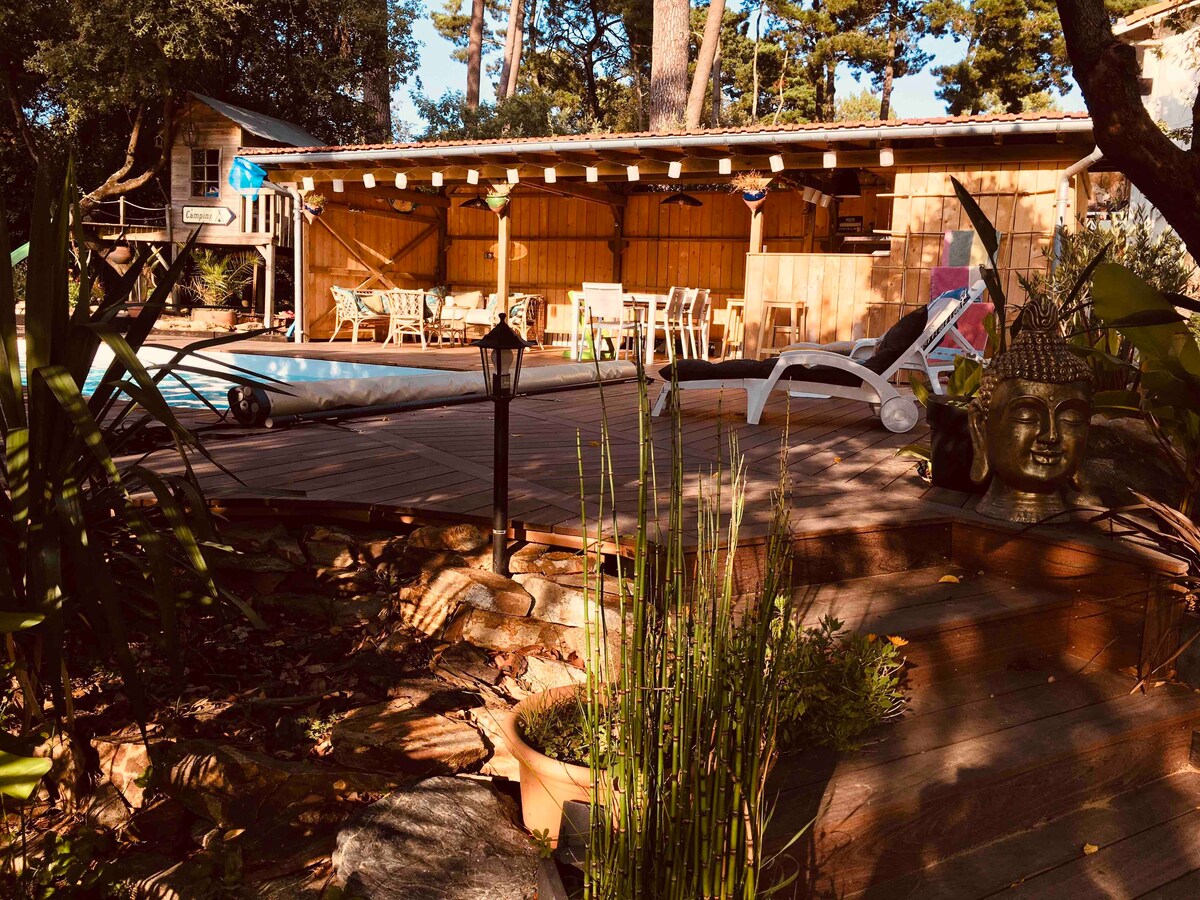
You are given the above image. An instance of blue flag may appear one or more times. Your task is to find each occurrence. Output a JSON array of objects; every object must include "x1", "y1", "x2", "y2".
[{"x1": 229, "y1": 156, "x2": 267, "y2": 200}]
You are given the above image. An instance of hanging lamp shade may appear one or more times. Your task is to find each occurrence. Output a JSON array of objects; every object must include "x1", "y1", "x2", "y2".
[
  {"x1": 661, "y1": 191, "x2": 703, "y2": 207},
  {"x1": 461, "y1": 197, "x2": 490, "y2": 211}
]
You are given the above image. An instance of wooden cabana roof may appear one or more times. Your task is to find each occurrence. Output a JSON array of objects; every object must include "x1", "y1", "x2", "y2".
[{"x1": 240, "y1": 111, "x2": 1096, "y2": 188}]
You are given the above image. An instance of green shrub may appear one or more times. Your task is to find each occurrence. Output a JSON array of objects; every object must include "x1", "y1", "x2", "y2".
[{"x1": 773, "y1": 614, "x2": 906, "y2": 752}]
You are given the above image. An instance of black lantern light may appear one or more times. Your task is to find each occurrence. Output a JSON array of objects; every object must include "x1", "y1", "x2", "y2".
[
  {"x1": 831, "y1": 168, "x2": 862, "y2": 198},
  {"x1": 472, "y1": 314, "x2": 533, "y2": 573},
  {"x1": 461, "y1": 196, "x2": 491, "y2": 211}
]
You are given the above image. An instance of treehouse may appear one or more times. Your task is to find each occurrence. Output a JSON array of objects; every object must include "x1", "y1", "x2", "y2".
[{"x1": 84, "y1": 92, "x2": 321, "y2": 323}]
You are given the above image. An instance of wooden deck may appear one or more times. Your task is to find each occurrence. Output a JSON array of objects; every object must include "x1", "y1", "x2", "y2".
[{"x1": 146, "y1": 341, "x2": 947, "y2": 540}]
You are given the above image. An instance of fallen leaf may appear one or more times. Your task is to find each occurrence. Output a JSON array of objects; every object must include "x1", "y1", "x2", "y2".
[
  {"x1": 1047, "y1": 675, "x2": 1056, "y2": 683},
  {"x1": 938, "y1": 575, "x2": 960, "y2": 584},
  {"x1": 833, "y1": 456, "x2": 843, "y2": 464},
  {"x1": 888, "y1": 635, "x2": 909, "y2": 647},
  {"x1": 1083, "y1": 843, "x2": 1099, "y2": 855}
]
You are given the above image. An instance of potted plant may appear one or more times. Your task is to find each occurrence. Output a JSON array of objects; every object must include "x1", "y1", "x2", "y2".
[
  {"x1": 499, "y1": 684, "x2": 597, "y2": 847},
  {"x1": 302, "y1": 192, "x2": 326, "y2": 218},
  {"x1": 900, "y1": 355, "x2": 986, "y2": 492},
  {"x1": 730, "y1": 171, "x2": 771, "y2": 212},
  {"x1": 189, "y1": 250, "x2": 257, "y2": 329},
  {"x1": 485, "y1": 182, "x2": 514, "y2": 212}
]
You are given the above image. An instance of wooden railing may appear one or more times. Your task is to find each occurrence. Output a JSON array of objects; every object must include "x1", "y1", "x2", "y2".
[{"x1": 239, "y1": 192, "x2": 293, "y2": 247}]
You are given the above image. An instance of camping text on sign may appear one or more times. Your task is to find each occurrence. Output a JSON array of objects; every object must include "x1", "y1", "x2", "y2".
[{"x1": 182, "y1": 206, "x2": 237, "y2": 226}]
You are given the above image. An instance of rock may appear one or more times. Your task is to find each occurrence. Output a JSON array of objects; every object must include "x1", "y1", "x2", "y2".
[
  {"x1": 213, "y1": 552, "x2": 295, "y2": 574},
  {"x1": 407, "y1": 523, "x2": 491, "y2": 553},
  {"x1": 129, "y1": 797, "x2": 194, "y2": 845},
  {"x1": 220, "y1": 521, "x2": 291, "y2": 552},
  {"x1": 162, "y1": 741, "x2": 390, "y2": 828},
  {"x1": 133, "y1": 848, "x2": 225, "y2": 900},
  {"x1": 511, "y1": 574, "x2": 623, "y2": 629},
  {"x1": 508, "y1": 543, "x2": 587, "y2": 576},
  {"x1": 520, "y1": 656, "x2": 587, "y2": 694},
  {"x1": 33, "y1": 731, "x2": 88, "y2": 810},
  {"x1": 332, "y1": 776, "x2": 538, "y2": 899},
  {"x1": 94, "y1": 731, "x2": 157, "y2": 808},
  {"x1": 467, "y1": 706, "x2": 520, "y2": 780},
  {"x1": 331, "y1": 703, "x2": 488, "y2": 775},
  {"x1": 384, "y1": 676, "x2": 482, "y2": 712},
  {"x1": 445, "y1": 607, "x2": 585, "y2": 658},
  {"x1": 303, "y1": 525, "x2": 359, "y2": 569},
  {"x1": 85, "y1": 781, "x2": 133, "y2": 831},
  {"x1": 399, "y1": 568, "x2": 533, "y2": 635}
]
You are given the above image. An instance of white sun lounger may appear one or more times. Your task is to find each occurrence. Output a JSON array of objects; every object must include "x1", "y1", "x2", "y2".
[{"x1": 651, "y1": 282, "x2": 985, "y2": 433}]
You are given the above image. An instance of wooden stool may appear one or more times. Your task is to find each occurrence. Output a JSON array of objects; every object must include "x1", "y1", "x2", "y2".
[
  {"x1": 721, "y1": 299, "x2": 746, "y2": 358},
  {"x1": 759, "y1": 301, "x2": 808, "y2": 358}
]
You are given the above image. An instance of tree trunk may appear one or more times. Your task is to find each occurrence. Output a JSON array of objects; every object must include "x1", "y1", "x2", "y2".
[
  {"x1": 711, "y1": 41, "x2": 722, "y2": 126},
  {"x1": 824, "y1": 61, "x2": 837, "y2": 121},
  {"x1": 360, "y1": 0, "x2": 392, "y2": 140},
  {"x1": 498, "y1": 0, "x2": 525, "y2": 101},
  {"x1": 467, "y1": 0, "x2": 485, "y2": 108},
  {"x1": 685, "y1": 0, "x2": 726, "y2": 129},
  {"x1": 81, "y1": 100, "x2": 176, "y2": 214},
  {"x1": 650, "y1": 0, "x2": 689, "y2": 131},
  {"x1": 1057, "y1": 0, "x2": 1200, "y2": 261},
  {"x1": 879, "y1": 0, "x2": 897, "y2": 119},
  {"x1": 751, "y1": 1, "x2": 765, "y2": 122},
  {"x1": 506, "y1": 0, "x2": 525, "y2": 98}
]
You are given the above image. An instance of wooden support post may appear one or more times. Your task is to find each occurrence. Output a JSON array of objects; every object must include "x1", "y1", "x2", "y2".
[
  {"x1": 496, "y1": 204, "x2": 511, "y2": 306},
  {"x1": 610, "y1": 206, "x2": 624, "y2": 283},
  {"x1": 261, "y1": 243, "x2": 276, "y2": 328},
  {"x1": 435, "y1": 207, "x2": 448, "y2": 286},
  {"x1": 744, "y1": 203, "x2": 766, "y2": 359}
]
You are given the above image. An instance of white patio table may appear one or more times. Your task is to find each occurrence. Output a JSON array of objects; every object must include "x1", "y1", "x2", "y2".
[{"x1": 568, "y1": 291, "x2": 666, "y2": 367}]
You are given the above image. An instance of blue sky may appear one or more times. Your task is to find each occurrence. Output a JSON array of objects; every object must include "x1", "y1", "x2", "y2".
[{"x1": 392, "y1": 11, "x2": 1086, "y2": 133}]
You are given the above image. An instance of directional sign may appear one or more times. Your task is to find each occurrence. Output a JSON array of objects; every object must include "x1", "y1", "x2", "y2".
[{"x1": 182, "y1": 206, "x2": 236, "y2": 226}]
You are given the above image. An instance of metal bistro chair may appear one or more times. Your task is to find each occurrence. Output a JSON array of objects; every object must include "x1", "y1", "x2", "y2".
[
  {"x1": 508, "y1": 294, "x2": 545, "y2": 347},
  {"x1": 382, "y1": 289, "x2": 431, "y2": 349},
  {"x1": 329, "y1": 285, "x2": 388, "y2": 343}
]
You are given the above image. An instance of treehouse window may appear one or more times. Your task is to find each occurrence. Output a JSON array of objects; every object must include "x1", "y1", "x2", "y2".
[{"x1": 191, "y1": 149, "x2": 222, "y2": 199}]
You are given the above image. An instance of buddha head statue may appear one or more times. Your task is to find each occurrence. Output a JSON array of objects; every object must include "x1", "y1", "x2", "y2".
[{"x1": 967, "y1": 296, "x2": 1094, "y2": 523}]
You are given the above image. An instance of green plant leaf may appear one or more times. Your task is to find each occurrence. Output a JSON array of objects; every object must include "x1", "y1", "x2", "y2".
[
  {"x1": 1093, "y1": 264, "x2": 1200, "y2": 379},
  {"x1": 0, "y1": 612, "x2": 44, "y2": 633},
  {"x1": 0, "y1": 750, "x2": 53, "y2": 800}
]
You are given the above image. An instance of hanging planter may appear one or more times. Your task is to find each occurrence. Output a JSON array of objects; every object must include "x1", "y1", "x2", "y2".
[
  {"x1": 730, "y1": 171, "x2": 772, "y2": 213},
  {"x1": 302, "y1": 192, "x2": 326, "y2": 219},
  {"x1": 485, "y1": 181, "x2": 514, "y2": 213}
]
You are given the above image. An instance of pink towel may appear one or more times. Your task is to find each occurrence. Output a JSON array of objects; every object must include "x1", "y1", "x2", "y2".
[
  {"x1": 930, "y1": 266, "x2": 971, "y2": 300},
  {"x1": 940, "y1": 302, "x2": 993, "y2": 352}
]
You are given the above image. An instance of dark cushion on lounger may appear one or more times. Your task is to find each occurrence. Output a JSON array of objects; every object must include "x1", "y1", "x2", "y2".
[
  {"x1": 660, "y1": 358, "x2": 775, "y2": 382},
  {"x1": 779, "y1": 305, "x2": 929, "y2": 387},
  {"x1": 661, "y1": 305, "x2": 929, "y2": 388}
]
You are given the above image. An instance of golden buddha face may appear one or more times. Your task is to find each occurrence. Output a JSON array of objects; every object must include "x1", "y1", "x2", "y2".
[{"x1": 969, "y1": 377, "x2": 1092, "y2": 522}]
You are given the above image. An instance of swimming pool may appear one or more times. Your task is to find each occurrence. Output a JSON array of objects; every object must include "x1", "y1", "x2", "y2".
[{"x1": 21, "y1": 341, "x2": 444, "y2": 410}]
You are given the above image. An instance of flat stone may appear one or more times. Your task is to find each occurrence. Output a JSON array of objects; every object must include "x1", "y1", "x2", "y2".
[
  {"x1": 213, "y1": 552, "x2": 295, "y2": 574},
  {"x1": 511, "y1": 574, "x2": 624, "y2": 629},
  {"x1": 407, "y1": 523, "x2": 491, "y2": 553},
  {"x1": 444, "y1": 607, "x2": 585, "y2": 658},
  {"x1": 331, "y1": 703, "x2": 489, "y2": 775},
  {"x1": 384, "y1": 677, "x2": 482, "y2": 712},
  {"x1": 162, "y1": 741, "x2": 390, "y2": 828},
  {"x1": 508, "y1": 544, "x2": 588, "y2": 576},
  {"x1": 220, "y1": 521, "x2": 291, "y2": 552},
  {"x1": 467, "y1": 706, "x2": 520, "y2": 781},
  {"x1": 520, "y1": 655, "x2": 587, "y2": 694},
  {"x1": 85, "y1": 781, "x2": 132, "y2": 831},
  {"x1": 399, "y1": 568, "x2": 533, "y2": 635},
  {"x1": 332, "y1": 776, "x2": 538, "y2": 899},
  {"x1": 94, "y1": 731, "x2": 157, "y2": 807}
]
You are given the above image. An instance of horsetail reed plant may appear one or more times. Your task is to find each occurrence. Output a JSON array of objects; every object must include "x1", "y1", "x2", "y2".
[{"x1": 576, "y1": 352, "x2": 802, "y2": 898}]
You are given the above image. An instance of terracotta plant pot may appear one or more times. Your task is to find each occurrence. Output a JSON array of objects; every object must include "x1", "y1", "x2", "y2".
[
  {"x1": 191, "y1": 306, "x2": 238, "y2": 329},
  {"x1": 500, "y1": 684, "x2": 596, "y2": 847},
  {"x1": 303, "y1": 204, "x2": 324, "y2": 217}
]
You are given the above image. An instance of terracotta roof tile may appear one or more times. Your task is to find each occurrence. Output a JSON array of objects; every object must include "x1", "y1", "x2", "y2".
[{"x1": 239, "y1": 110, "x2": 1091, "y2": 156}]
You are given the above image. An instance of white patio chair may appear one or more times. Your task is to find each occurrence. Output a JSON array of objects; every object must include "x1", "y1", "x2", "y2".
[
  {"x1": 684, "y1": 288, "x2": 712, "y2": 359},
  {"x1": 381, "y1": 289, "x2": 429, "y2": 349},
  {"x1": 581, "y1": 282, "x2": 638, "y2": 360},
  {"x1": 329, "y1": 286, "x2": 388, "y2": 343},
  {"x1": 649, "y1": 286, "x2": 690, "y2": 363},
  {"x1": 651, "y1": 286, "x2": 981, "y2": 433}
]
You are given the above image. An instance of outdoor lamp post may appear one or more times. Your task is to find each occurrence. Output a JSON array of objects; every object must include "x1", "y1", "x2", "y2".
[{"x1": 473, "y1": 314, "x2": 532, "y2": 575}]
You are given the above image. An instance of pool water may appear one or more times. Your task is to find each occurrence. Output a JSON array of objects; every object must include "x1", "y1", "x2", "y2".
[{"x1": 23, "y1": 342, "x2": 443, "y2": 410}]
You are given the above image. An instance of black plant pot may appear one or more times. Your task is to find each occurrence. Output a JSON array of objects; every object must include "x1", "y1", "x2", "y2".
[{"x1": 927, "y1": 396, "x2": 984, "y2": 493}]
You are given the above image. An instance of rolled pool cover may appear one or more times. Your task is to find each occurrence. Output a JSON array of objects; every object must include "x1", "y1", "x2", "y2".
[{"x1": 228, "y1": 360, "x2": 638, "y2": 426}]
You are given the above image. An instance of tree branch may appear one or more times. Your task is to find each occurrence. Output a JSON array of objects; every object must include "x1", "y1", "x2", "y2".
[
  {"x1": 82, "y1": 97, "x2": 177, "y2": 212},
  {"x1": 1057, "y1": 0, "x2": 1200, "y2": 260},
  {"x1": 2, "y1": 68, "x2": 40, "y2": 165}
]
